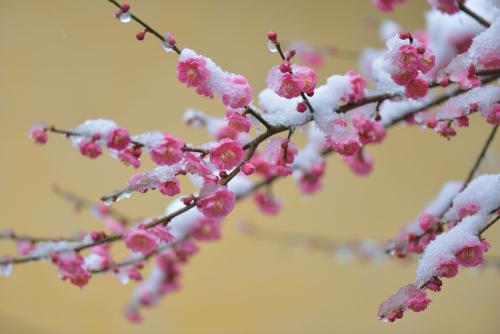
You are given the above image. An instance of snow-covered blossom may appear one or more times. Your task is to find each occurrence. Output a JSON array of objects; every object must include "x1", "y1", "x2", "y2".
[
  {"x1": 54, "y1": 252, "x2": 91, "y2": 288},
  {"x1": 177, "y1": 49, "x2": 253, "y2": 108},
  {"x1": 150, "y1": 134, "x2": 184, "y2": 165},
  {"x1": 266, "y1": 64, "x2": 317, "y2": 99},
  {"x1": 378, "y1": 284, "x2": 430, "y2": 322},
  {"x1": 226, "y1": 109, "x2": 251, "y2": 133}
]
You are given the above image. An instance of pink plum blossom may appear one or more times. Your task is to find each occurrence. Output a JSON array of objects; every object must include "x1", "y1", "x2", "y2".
[
  {"x1": 210, "y1": 138, "x2": 245, "y2": 170},
  {"x1": 177, "y1": 56, "x2": 211, "y2": 90},
  {"x1": 254, "y1": 192, "x2": 282, "y2": 215},
  {"x1": 225, "y1": 110, "x2": 251, "y2": 133},
  {"x1": 372, "y1": 0, "x2": 406, "y2": 11},
  {"x1": 29, "y1": 124, "x2": 48, "y2": 144},
  {"x1": 79, "y1": 140, "x2": 103, "y2": 159},
  {"x1": 150, "y1": 134, "x2": 184, "y2": 165},
  {"x1": 124, "y1": 229, "x2": 158, "y2": 255},
  {"x1": 343, "y1": 151, "x2": 374, "y2": 176},
  {"x1": 107, "y1": 127, "x2": 131, "y2": 150},
  {"x1": 157, "y1": 178, "x2": 181, "y2": 196},
  {"x1": 192, "y1": 218, "x2": 221, "y2": 241},
  {"x1": 55, "y1": 252, "x2": 91, "y2": 288},
  {"x1": 197, "y1": 185, "x2": 236, "y2": 219},
  {"x1": 221, "y1": 74, "x2": 253, "y2": 108}
]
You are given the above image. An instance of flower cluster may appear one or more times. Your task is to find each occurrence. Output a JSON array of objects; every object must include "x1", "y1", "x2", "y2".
[
  {"x1": 177, "y1": 49, "x2": 253, "y2": 108},
  {"x1": 7, "y1": 0, "x2": 500, "y2": 325}
]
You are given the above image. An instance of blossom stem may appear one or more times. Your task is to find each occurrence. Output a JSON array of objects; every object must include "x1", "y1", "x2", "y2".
[
  {"x1": 458, "y1": 2, "x2": 491, "y2": 28},
  {"x1": 463, "y1": 124, "x2": 498, "y2": 189},
  {"x1": 106, "y1": 0, "x2": 182, "y2": 54}
]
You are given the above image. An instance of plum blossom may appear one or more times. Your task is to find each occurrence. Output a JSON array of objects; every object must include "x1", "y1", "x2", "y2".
[
  {"x1": 150, "y1": 134, "x2": 184, "y2": 165},
  {"x1": 197, "y1": 184, "x2": 236, "y2": 219},
  {"x1": 225, "y1": 110, "x2": 251, "y2": 133},
  {"x1": 428, "y1": 0, "x2": 463, "y2": 14},
  {"x1": 221, "y1": 74, "x2": 253, "y2": 108},
  {"x1": 372, "y1": 0, "x2": 406, "y2": 12},
  {"x1": 79, "y1": 139, "x2": 103, "y2": 159},
  {"x1": 107, "y1": 128, "x2": 131, "y2": 150},
  {"x1": 254, "y1": 192, "x2": 282, "y2": 215},
  {"x1": 210, "y1": 138, "x2": 245, "y2": 170},
  {"x1": 29, "y1": 123, "x2": 48, "y2": 144},
  {"x1": 157, "y1": 178, "x2": 181, "y2": 196},
  {"x1": 191, "y1": 218, "x2": 221, "y2": 241},
  {"x1": 124, "y1": 229, "x2": 158, "y2": 255},
  {"x1": 343, "y1": 151, "x2": 374, "y2": 176},
  {"x1": 55, "y1": 252, "x2": 91, "y2": 288}
]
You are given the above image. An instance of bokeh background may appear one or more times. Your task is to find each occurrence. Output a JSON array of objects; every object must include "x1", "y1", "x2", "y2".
[{"x1": 1, "y1": 0, "x2": 499, "y2": 333}]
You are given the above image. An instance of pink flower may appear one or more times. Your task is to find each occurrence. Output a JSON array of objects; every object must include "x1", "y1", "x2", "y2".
[
  {"x1": 485, "y1": 103, "x2": 500, "y2": 125},
  {"x1": 454, "y1": 64, "x2": 480, "y2": 90},
  {"x1": 478, "y1": 50, "x2": 500, "y2": 69},
  {"x1": 192, "y1": 218, "x2": 221, "y2": 241},
  {"x1": 297, "y1": 163, "x2": 325, "y2": 194},
  {"x1": 184, "y1": 152, "x2": 214, "y2": 180},
  {"x1": 418, "y1": 213, "x2": 438, "y2": 231},
  {"x1": 157, "y1": 178, "x2": 181, "y2": 196},
  {"x1": 455, "y1": 241, "x2": 488, "y2": 267},
  {"x1": 438, "y1": 259, "x2": 458, "y2": 278},
  {"x1": 29, "y1": 124, "x2": 48, "y2": 144},
  {"x1": 344, "y1": 70, "x2": 366, "y2": 103},
  {"x1": 221, "y1": 74, "x2": 253, "y2": 108},
  {"x1": 297, "y1": 48, "x2": 324, "y2": 69},
  {"x1": 425, "y1": 277, "x2": 443, "y2": 292},
  {"x1": 177, "y1": 56, "x2": 210, "y2": 88},
  {"x1": 79, "y1": 140, "x2": 102, "y2": 159},
  {"x1": 406, "y1": 294, "x2": 431, "y2": 312},
  {"x1": 150, "y1": 134, "x2": 184, "y2": 165},
  {"x1": 372, "y1": 0, "x2": 406, "y2": 11},
  {"x1": 124, "y1": 308, "x2": 143, "y2": 323},
  {"x1": 277, "y1": 72, "x2": 305, "y2": 98},
  {"x1": 210, "y1": 139, "x2": 245, "y2": 170},
  {"x1": 197, "y1": 185, "x2": 235, "y2": 219},
  {"x1": 215, "y1": 125, "x2": 238, "y2": 140},
  {"x1": 457, "y1": 203, "x2": 480, "y2": 220},
  {"x1": 418, "y1": 50, "x2": 435, "y2": 74},
  {"x1": 405, "y1": 77, "x2": 428, "y2": 99},
  {"x1": 254, "y1": 192, "x2": 282, "y2": 215},
  {"x1": 241, "y1": 162, "x2": 255, "y2": 175},
  {"x1": 343, "y1": 151, "x2": 374, "y2": 176},
  {"x1": 352, "y1": 118, "x2": 386, "y2": 145},
  {"x1": 16, "y1": 240, "x2": 35, "y2": 256},
  {"x1": 124, "y1": 229, "x2": 158, "y2": 255},
  {"x1": 150, "y1": 225, "x2": 175, "y2": 243},
  {"x1": 428, "y1": 0, "x2": 462, "y2": 14},
  {"x1": 107, "y1": 128, "x2": 130, "y2": 150},
  {"x1": 328, "y1": 137, "x2": 361, "y2": 156},
  {"x1": 436, "y1": 122, "x2": 457, "y2": 140},
  {"x1": 118, "y1": 146, "x2": 141, "y2": 169},
  {"x1": 55, "y1": 252, "x2": 91, "y2": 288},
  {"x1": 225, "y1": 110, "x2": 251, "y2": 133},
  {"x1": 294, "y1": 66, "x2": 317, "y2": 95},
  {"x1": 391, "y1": 45, "x2": 420, "y2": 85}
]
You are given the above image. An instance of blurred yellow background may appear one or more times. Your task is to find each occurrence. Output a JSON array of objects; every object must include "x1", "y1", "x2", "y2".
[{"x1": 1, "y1": 0, "x2": 499, "y2": 333}]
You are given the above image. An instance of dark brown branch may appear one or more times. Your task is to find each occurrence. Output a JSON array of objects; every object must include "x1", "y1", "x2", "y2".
[
  {"x1": 106, "y1": 0, "x2": 182, "y2": 54},
  {"x1": 459, "y1": 2, "x2": 491, "y2": 28}
]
